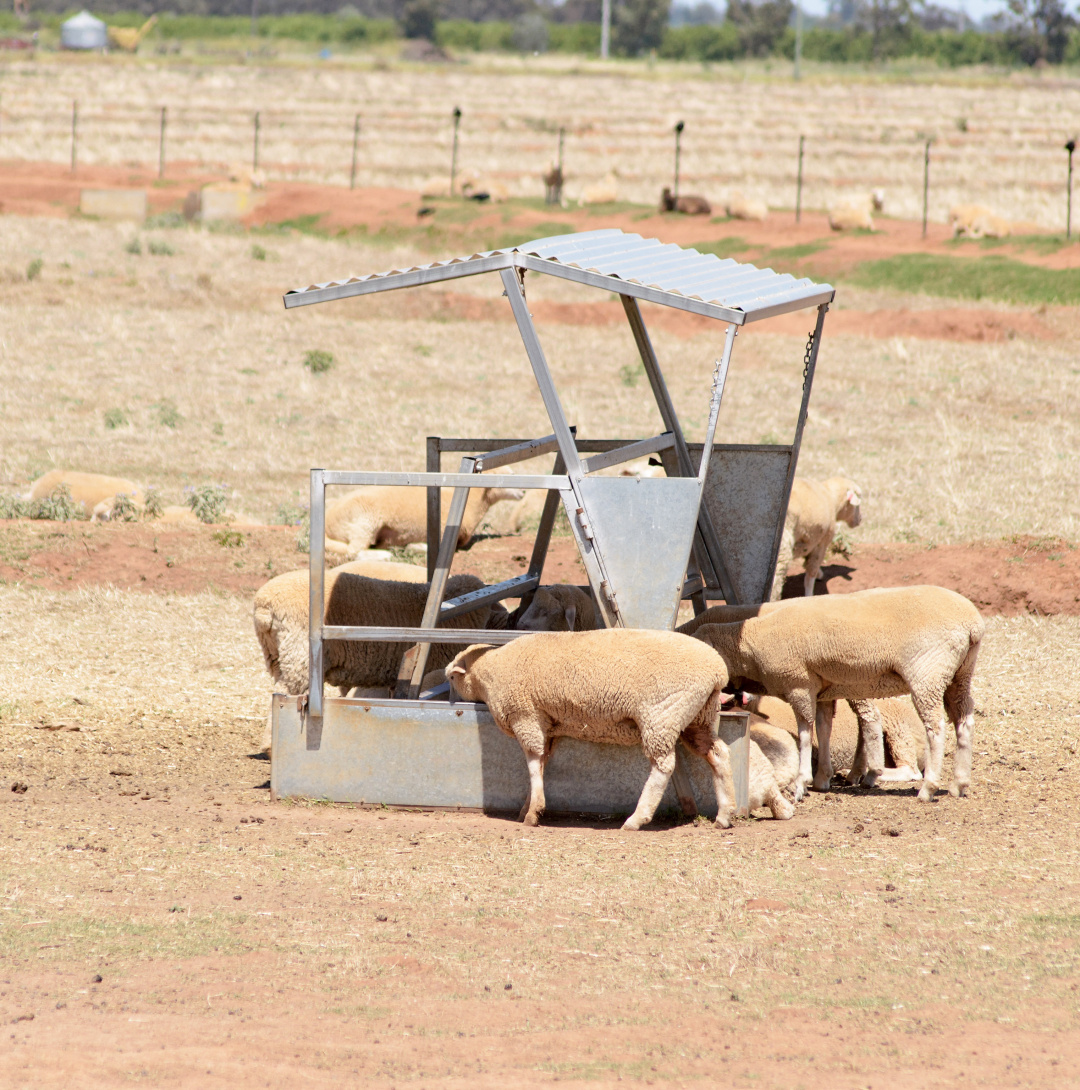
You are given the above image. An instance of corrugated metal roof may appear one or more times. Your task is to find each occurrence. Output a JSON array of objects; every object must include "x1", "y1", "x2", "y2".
[{"x1": 283, "y1": 229, "x2": 833, "y2": 324}]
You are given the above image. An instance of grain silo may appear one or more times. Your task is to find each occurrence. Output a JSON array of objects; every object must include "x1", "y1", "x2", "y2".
[{"x1": 61, "y1": 11, "x2": 107, "y2": 51}]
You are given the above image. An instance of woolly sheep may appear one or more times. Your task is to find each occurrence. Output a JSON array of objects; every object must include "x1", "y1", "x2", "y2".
[
  {"x1": 828, "y1": 191, "x2": 884, "y2": 232},
  {"x1": 324, "y1": 483, "x2": 525, "y2": 559},
  {"x1": 949, "y1": 203, "x2": 1011, "y2": 239},
  {"x1": 659, "y1": 187, "x2": 712, "y2": 215},
  {"x1": 725, "y1": 192, "x2": 768, "y2": 222},
  {"x1": 746, "y1": 723, "x2": 798, "y2": 818},
  {"x1": 579, "y1": 173, "x2": 618, "y2": 206},
  {"x1": 254, "y1": 565, "x2": 504, "y2": 752},
  {"x1": 772, "y1": 476, "x2": 863, "y2": 599},
  {"x1": 445, "y1": 630, "x2": 735, "y2": 830},
  {"x1": 690, "y1": 585, "x2": 984, "y2": 802},
  {"x1": 26, "y1": 470, "x2": 144, "y2": 520},
  {"x1": 514, "y1": 585, "x2": 598, "y2": 633}
]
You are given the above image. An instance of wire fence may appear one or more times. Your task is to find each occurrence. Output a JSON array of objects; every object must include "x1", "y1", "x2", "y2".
[{"x1": 0, "y1": 60, "x2": 1077, "y2": 230}]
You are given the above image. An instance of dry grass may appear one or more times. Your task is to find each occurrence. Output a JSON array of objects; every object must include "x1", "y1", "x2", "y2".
[
  {"x1": 1, "y1": 215, "x2": 1077, "y2": 544},
  {"x1": 2, "y1": 55, "x2": 1080, "y2": 226}
]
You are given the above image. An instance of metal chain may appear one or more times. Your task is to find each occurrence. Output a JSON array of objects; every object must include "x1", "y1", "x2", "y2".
[{"x1": 801, "y1": 330, "x2": 815, "y2": 384}]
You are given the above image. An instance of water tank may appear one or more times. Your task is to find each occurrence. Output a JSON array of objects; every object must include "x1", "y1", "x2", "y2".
[{"x1": 61, "y1": 11, "x2": 107, "y2": 51}]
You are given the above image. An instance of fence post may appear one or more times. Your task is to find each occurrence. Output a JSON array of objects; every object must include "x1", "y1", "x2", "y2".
[
  {"x1": 70, "y1": 100, "x2": 78, "y2": 174},
  {"x1": 921, "y1": 138, "x2": 931, "y2": 240},
  {"x1": 449, "y1": 106, "x2": 461, "y2": 196},
  {"x1": 600, "y1": 0, "x2": 610, "y2": 58},
  {"x1": 253, "y1": 110, "x2": 261, "y2": 173},
  {"x1": 558, "y1": 125, "x2": 564, "y2": 174},
  {"x1": 158, "y1": 106, "x2": 167, "y2": 179},
  {"x1": 796, "y1": 134, "x2": 804, "y2": 224},
  {"x1": 794, "y1": 0, "x2": 803, "y2": 81},
  {"x1": 673, "y1": 120, "x2": 684, "y2": 200},
  {"x1": 350, "y1": 114, "x2": 360, "y2": 190},
  {"x1": 1067, "y1": 139, "x2": 1076, "y2": 240}
]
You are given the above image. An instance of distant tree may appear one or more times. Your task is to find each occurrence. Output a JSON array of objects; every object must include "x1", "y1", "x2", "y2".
[
  {"x1": 1000, "y1": 0, "x2": 1076, "y2": 63},
  {"x1": 725, "y1": 0, "x2": 794, "y2": 55},
  {"x1": 612, "y1": 0, "x2": 671, "y2": 54},
  {"x1": 851, "y1": 0, "x2": 917, "y2": 59},
  {"x1": 670, "y1": 1, "x2": 724, "y2": 25},
  {"x1": 512, "y1": 10, "x2": 549, "y2": 49},
  {"x1": 401, "y1": 0, "x2": 439, "y2": 38}
]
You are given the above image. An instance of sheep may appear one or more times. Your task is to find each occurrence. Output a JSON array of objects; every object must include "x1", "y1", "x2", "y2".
[
  {"x1": 725, "y1": 192, "x2": 768, "y2": 222},
  {"x1": 689, "y1": 585, "x2": 984, "y2": 802},
  {"x1": 659, "y1": 187, "x2": 711, "y2": 215},
  {"x1": 949, "y1": 203, "x2": 1011, "y2": 239},
  {"x1": 828, "y1": 203, "x2": 873, "y2": 231},
  {"x1": 579, "y1": 173, "x2": 619, "y2": 206},
  {"x1": 772, "y1": 476, "x2": 863, "y2": 599},
  {"x1": 26, "y1": 470, "x2": 144, "y2": 520},
  {"x1": 746, "y1": 722, "x2": 798, "y2": 818},
  {"x1": 514, "y1": 584, "x2": 598, "y2": 633},
  {"x1": 445, "y1": 630, "x2": 735, "y2": 830},
  {"x1": 254, "y1": 565, "x2": 505, "y2": 752},
  {"x1": 748, "y1": 693, "x2": 925, "y2": 784},
  {"x1": 324, "y1": 482, "x2": 525, "y2": 559}
]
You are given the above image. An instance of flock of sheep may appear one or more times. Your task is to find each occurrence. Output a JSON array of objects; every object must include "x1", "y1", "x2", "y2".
[
  {"x1": 18, "y1": 466, "x2": 982, "y2": 829},
  {"x1": 253, "y1": 473, "x2": 985, "y2": 831}
]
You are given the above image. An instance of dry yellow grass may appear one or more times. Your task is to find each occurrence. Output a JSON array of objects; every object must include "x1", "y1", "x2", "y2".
[
  {"x1": 1, "y1": 55, "x2": 1079, "y2": 226},
  {"x1": 1, "y1": 215, "x2": 1077, "y2": 544}
]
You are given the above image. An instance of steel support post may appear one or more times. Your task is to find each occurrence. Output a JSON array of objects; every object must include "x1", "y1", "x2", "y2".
[
  {"x1": 426, "y1": 436, "x2": 441, "y2": 581},
  {"x1": 307, "y1": 469, "x2": 327, "y2": 730}
]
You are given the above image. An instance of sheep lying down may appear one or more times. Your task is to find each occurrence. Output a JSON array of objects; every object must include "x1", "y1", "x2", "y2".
[{"x1": 446, "y1": 629, "x2": 737, "y2": 830}]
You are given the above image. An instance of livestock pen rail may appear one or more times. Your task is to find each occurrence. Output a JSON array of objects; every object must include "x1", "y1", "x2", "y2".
[{"x1": 272, "y1": 229, "x2": 834, "y2": 819}]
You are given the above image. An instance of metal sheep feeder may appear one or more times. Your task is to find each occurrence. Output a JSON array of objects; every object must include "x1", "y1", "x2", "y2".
[{"x1": 272, "y1": 229, "x2": 834, "y2": 819}]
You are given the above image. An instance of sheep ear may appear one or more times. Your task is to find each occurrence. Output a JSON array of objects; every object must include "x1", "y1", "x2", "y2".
[
  {"x1": 846, "y1": 490, "x2": 860, "y2": 506},
  {"x1": 564, "y1": 603, "x2": 577, "y2": 632},
  {"x1": 447, "y1": 663, "x2": 467, "y2": 678}
]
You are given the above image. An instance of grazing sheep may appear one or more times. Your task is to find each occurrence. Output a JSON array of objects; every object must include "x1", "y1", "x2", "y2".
[
  {"x1": 773, "y1": 476, "x2": 863, "y2": 599},
  {"x1": 26, "y1": 471, "x2": 144, "y2": 520},
  {"x1": 514, "y1": 585, "x2": 598, "y2": 633},
  {"x1": 949, "y1": 203, "x2": 1011, "y2": 239},
  {"x1": 254, "y1": 565, "x2": 504, "y2": 752},
  {"x1": 748, "y1": 694, "x2": 925, "y2": 784},
  {"x1": 324, "y1": 483, "x2": 525, "y2": 559},
  {"x1": 690, "y1": 585, "x2": 984, "y2": 802},
  {"x1": 579, "y1": 173, "x2": 618, "y2": 206},
  {"x1": 445, "y1": 630, "x2": 735, "y2": 830},
  {"x1": 725, "y1": 192, "x2": 768, "y2": 222},
  {"x1": 828, "y1": 191, "x2": 884, "y2": 231},
  {"x1": 659, "y1": 187, "x2": 712, "y2": 215}
]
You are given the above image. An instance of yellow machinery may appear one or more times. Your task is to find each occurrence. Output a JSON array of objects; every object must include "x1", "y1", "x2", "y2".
[{"x1": 107, "y1": 15, "x2": 156, "y2": 52}]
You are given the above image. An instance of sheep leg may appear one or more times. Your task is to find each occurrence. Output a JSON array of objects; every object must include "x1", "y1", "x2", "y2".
[
  {"x1": 519, "y1": 748, "x2": 547, "y2": 826},
  {"x1": 623, "y1": 751, "x2": 676, "y2": 831},
  {"x1": 788, "y1": 693, "x2": 816, "y2": 802},
  {"x1": 945, "y1": 645, "x2": 980, "y2": 798},
  {"x1": 910, "y1": 691, "x2": 947, "y2": 802},
  {"x1": 803, "y1": 538, "x2": 829, "y2": 597},
  {"x1": 259, "y1": 706, "x2": 273, "y2": 755},
  {"x1": 813, "y1": 700, "x2": 836, "y2": 792},
  {"x1": 703, "y1": 740, "x2": 735, "y2": 829},
  {"x1": 847, "y1": 699, "x2": 884, "y2": 787}
]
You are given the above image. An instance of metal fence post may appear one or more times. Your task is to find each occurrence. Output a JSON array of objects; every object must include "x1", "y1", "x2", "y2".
[
  {"x1": 794, "y1": 0, "x2": 803, "y2": 81},
  {"x1": 253, "y1": 110, "x2": 261, "y2": 173},
  {"x1": 70, "y1": 99, "x2": 78, "y2": 174},
  {"x1": 158, "y1": 106, "x2": 167, "y2": 179},
  {"x1": 796, "y1": 134, "x2": 804, "y2": 223},
  {"x1": 1067, "y1": 139, "x2": 1076, "y2": 240},
  {"x1": 922, "y1": 138, "x2": 931, "y2": 239},
  {"x1": 308, "y1": 468, "x2": 326, "y2": 728},
  {"x1": 350, "y1": 113, "x2": 360, "y2": 190},
  {"x1": 449, "y1": 106, "x2": 461, "y2": 196},
  {"x1": 673, "y1": 120, "x2": 684, "y2": 200},
  {"x1": 600, "y1": 0, "x2": 610, "y2": 58}
]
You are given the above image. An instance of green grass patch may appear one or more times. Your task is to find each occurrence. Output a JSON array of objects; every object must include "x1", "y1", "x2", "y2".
[
  {"x1": 847, "y1": 253, "x2": 1080, "y2": 305},
  {"x1": 693, "y1": 237, "x2": 754, "y2": 259},
  {"x1": 766, "y1": 240, "x2": 830, "y2": 262}
]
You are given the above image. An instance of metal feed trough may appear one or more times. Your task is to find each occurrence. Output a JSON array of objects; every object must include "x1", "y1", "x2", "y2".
[{"x1": 272, "y1": 229, "x2": 833, "y2": 819}]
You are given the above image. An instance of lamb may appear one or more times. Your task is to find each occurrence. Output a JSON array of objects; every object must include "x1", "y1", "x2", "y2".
[
  {"x1": 949, "y1": 203, "x2": 1011, "y2": 239},
  {"x1": 445, "y1": 630, "x2": 736, "y2": 830},
  {"x1": 26, "y1": 470, "x2": 144, "y2": 520},
  {"x1": 689, "y1": 585, "x2": 984, "y2": 802},
  {"x1": 772, "y1": 476, "x2": 863, "y2": 599},
  {"x1": 659, "y1": 187, "x2": 711, "y2": 215},
  {"x1": 828, "y1": 190, "x2": 884, "y2": 232},
  {"x1": 514, "y1": 585, "x2": 598, "y2": 633},
  {"x1": 324, "y1": 483, "x2": 524, "y2": 559},
  {"x1": 254, "y1": 565, "x2": 505, "y2": 752},
  {"x1": 725, "y1": 192, "x2": 768, "y2": 222},
  {"x1": 746, "y1": 722, "x2": 799, "y2": 817}
]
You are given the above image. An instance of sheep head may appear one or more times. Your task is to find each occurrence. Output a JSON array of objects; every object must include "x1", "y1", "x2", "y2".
[
  {"x1": 516, "y1": 588, "x2": 576, "y2": 633},
  {"x1": 445, "y1": 644, "x2": 496, "y2": 702},
  {"x1": 838, "y1": 480, "x2": 862, "y2": 528},
  {"x1": 482, "y1": 486, "x2": 525, "y2": 506}
]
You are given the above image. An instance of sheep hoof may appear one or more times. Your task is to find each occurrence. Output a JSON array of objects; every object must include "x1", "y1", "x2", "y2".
[
  {"x1": 522, "y1": 811, "x2": 540, "y2": 827},
  {"x1": 917, "y1": 783, "x2": 937, "y2": 802},
  {"x1": 621, "y1": 817, "x2": 643, "y2": 831},
  {"x1": 714, "y1": 810, "x2": 732, "y2": 830},
  {"x1": 792, "y1": 781, "x2": 807, "y2": 803},
  {"x1": 860, "y1": 771, "x2": 880, "y2": 789},
  {"x1": 950, "y1": 782, "x2": 969, "y2": 798},
  {"x1": 811, "y1": 777, "x2": 832, "y2": 793},
  {"x1": 771, "y1": 797, "x2": 795, "y2": 821}
]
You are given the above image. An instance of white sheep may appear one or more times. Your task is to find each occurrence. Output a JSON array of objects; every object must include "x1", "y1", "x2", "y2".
[
  {"x1": 828, "y1": 191, "x2": 884, "y2": 232},
  {"x1": 325, "y1": 483, "x2": 524, "y2": 559},
  {"x1": 254, "y1": 564, "x2": 504, "y2": 752},
  {"x1": 445, "y1": 629, "x2": 735, "y2": 830},
  {"x1": 725, "y1": 192, "x2": 768, "y2": 222},
  {"x1": 949, "y1": 203, "x2": 1011, "y2": 239},
  {"x1": 25, "y1": 470, "x2": 145, "y2": 520},
  {"x1": 578, "y1": 173, "x2": 619, "y2": 206},
  {"x1": 772, "y1": 476, "x2": 862, "y2": 599},
  {"x1": 690, "y1": 585, "x2": 984, "y2": 802},
  {"x1": 514, "y1": 585, "x2": 598, "y2": 633}
]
